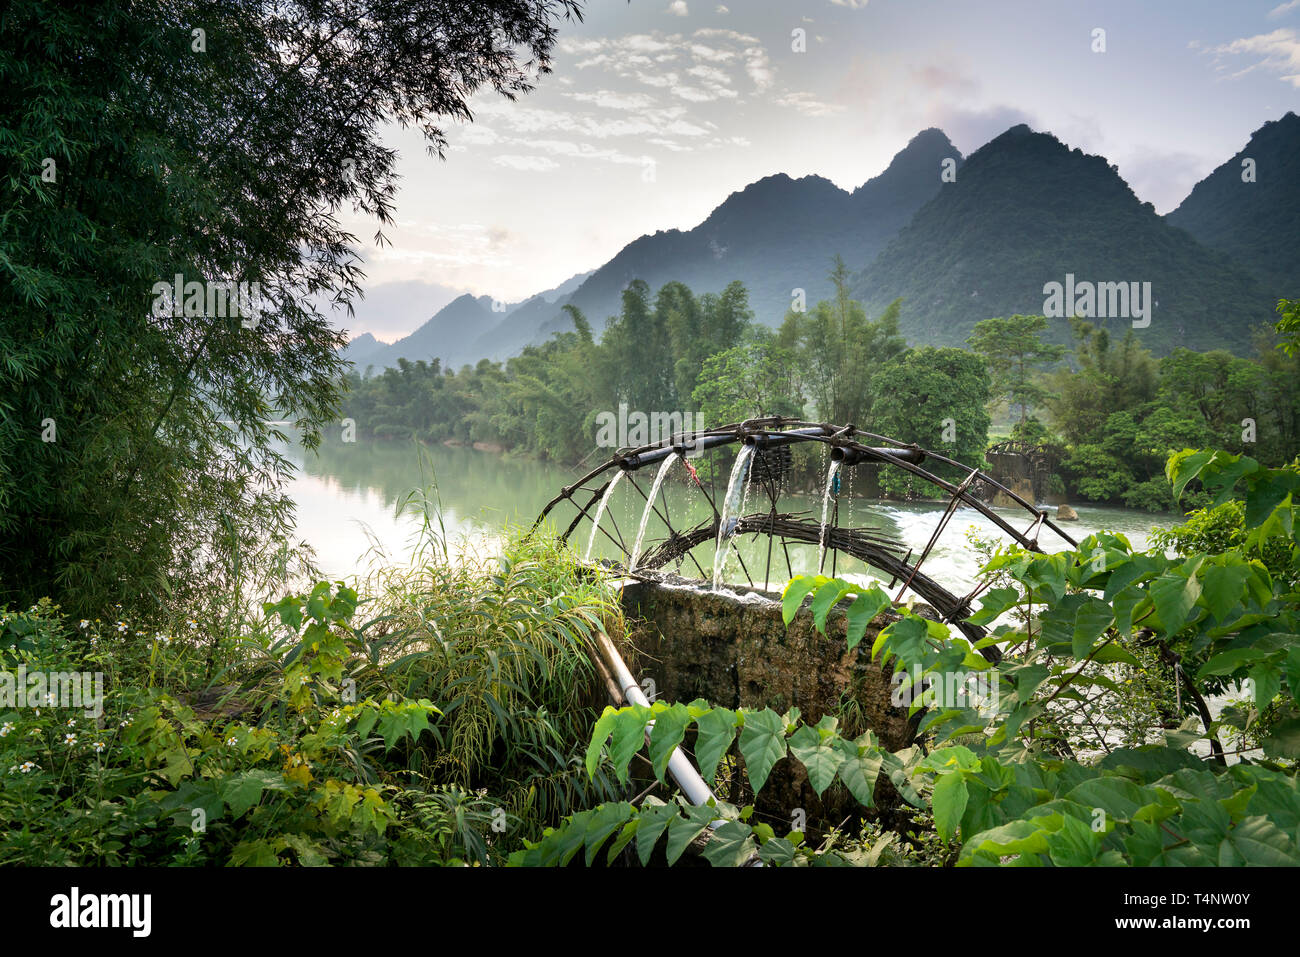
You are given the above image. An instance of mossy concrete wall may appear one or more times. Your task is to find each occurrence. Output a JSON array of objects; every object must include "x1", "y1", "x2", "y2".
[{"x1": 619, "y1": 580, "x2": 918, "y2": 822}]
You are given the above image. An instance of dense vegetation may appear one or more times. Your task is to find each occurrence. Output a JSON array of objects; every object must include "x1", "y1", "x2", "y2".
[
  {"x1": 7, "y1": 448, "x2": 1299, "y2": 867},
  {"x1": 516, "y1": 452, "x2": 1300, "y2": 867},
  {"x1": 342, "y1": 271, "x2": 1300, "y2": 511},
  {"x1": 5, "y1": 0, "x2": 1299, "y2": 872},
  {"x1": 1, "y1": 532, "x2": 633, "y2": 865},
  {"x1": 0, "y1": 0, "x2": 584, "y2": 621}
]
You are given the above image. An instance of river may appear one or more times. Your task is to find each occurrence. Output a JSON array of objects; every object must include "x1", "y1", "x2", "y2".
[{"x1": 283, "y1": 438, "x2": 1174, "y2": 599}]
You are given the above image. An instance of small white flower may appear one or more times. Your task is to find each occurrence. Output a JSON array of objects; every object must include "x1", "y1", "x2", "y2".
[
  {"x1": 19, "y1": 761, "x2": 37, "y2": 773},
  {"x1": 93, "y1": 741, "x2": 106, "y2": 753},
  {"x1": 116, "y1": 621, "x2": 127, "y2": 633},
  {"x1": 187, "y1": 619, "x2": 198, "y2": 630},
  {"x1": 63, "y1": 733, "x2": 77, "y2": 746},
  {"x1": 65, "y1": 718, "x2": 76, "y2": 728},
  {"x1": 226, "y1": 736, "x2": 238, "y2": 747},
  {"x1": 79, "y1": 619, "x2": 90, "y2": 629},
  {"x1": 0, "y1": 722, "x2": 13, "y2": 737}
]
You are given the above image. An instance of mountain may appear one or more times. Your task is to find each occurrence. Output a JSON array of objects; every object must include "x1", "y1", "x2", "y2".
[
  {"x1": 340, "y1": 332, "x2": 386, "y2": 368},
  {"x1": 570, "y1": 129, "x2": 960, "y2": 326},
  {"x1": 463, "y1": 128, "x2": 963, "y2": 360},
  {"x1": 348, "y1": 270, "x2": 594, "y2": 373},
  {"x1": 382, "y1": 293, "x2": 499, "y2": 369},
  {"x1": 1166, "y1": 112, "x2": 1300, "y2": 298},
  {"x1": 851, "y1": 124, "x2": 1271, "y2": 354},
  {"x1": 465, "y1": 270, "x2": 595, "y2": 362}
]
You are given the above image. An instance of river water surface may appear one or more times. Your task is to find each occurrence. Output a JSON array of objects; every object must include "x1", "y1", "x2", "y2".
[{"x1": 284, "y1": 438, "x2": 1173, "y2": 598}]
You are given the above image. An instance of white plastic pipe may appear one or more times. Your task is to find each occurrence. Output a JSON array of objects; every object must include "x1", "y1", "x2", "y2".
[
  {"x1": 595, "y1": 581, "x2": 763, "y2": 865},
  {"x1": 594, "y1": 629, "x2": 716, "y2": 807}
]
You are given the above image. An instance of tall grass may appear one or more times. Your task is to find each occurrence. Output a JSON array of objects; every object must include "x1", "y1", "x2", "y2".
[{"x1": 347, "y1": 523, "x2": 631, "y2": 838}]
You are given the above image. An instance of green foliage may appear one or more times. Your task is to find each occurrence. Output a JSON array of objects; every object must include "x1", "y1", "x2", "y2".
[
  {"x1": 0, "y1": 0, "x2": 580, "y2": 622},
  {"x1": 527, "y1": 448, "x2": 1300, "y2": 866},
  {"x1": 777, "y1": 257, "x2": 908, "y2": 425},
  {"x1": 1044, "y1": 322, "x2": 1300, "y2": 509},
  {"x1": 1, "y1": 526, "x2": 629, "y2": 865},
  {"x1": 1276, "y1": 298, "x2": 1300, "y2": 358},
  {"x1": 692, "y1": 329, "x2": 803, "y2": 426},
  {"x1": 871, "y1": 347, "x2": 992, "y2": 497},
  {"x1": 966, "y1": 314, "x2": 1065, "y2": 423}
]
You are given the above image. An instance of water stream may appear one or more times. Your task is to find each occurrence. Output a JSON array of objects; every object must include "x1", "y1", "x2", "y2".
[
  {"x1": 629, "y1": 452, "x2": 680, "y2": 571},
  {"x1": 817, "y1": 459, "x2": 842, "y2": 575},
  {"x1": 711, "y1": 444, "x2": 756, "y2": 590}
]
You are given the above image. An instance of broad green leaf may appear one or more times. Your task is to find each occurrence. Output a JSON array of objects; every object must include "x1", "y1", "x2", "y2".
[
  {"x1": 966, "y1": 586, "x2": 1021, "y2": 627},
  {"x1": 609, "y1": 705, "x2": 651, "y2": 784},
  {"x1": 665, "y1": 805, "x2": 716, "y2": 865},
  {"x1": 1064, "y1": 776, "x2": 1147, "y2": 822},
  {"x1": 634, "y1": 802, "x2": 678, "y2": 866},
  {"x1": 931, "y1": 771, "x2": 969, "y2": 842},
  {"x1": 699, "y1": 820, "x2": 757, "y2": 868},
  {"x1": 1224, "y1": 815, "x2": 1299, "y2": 866},
  {"x1": 585, "y1": 706, "x2": 620, "y2": 779},
  {"x1": 1150, "y1": 571, "x2": 1202, "y2": 636},
  {"x1": 959, "y1": 815, "x2": 1060, "y2": 865},
  {"x1": 1262, "y1": 718, "x2": 1300, "y2": 760},
  {"x1": 757, "y1": 836, "x2": 800, "y2": 866},
  {"x1": 1071, "y1": 596, "x2": 1114, "y2": 659},
  {"x1": 833, "y1": 735, "x2": 883, "y2": 808},
  {"x1": 220, "y1": 769, "x2": 286, "y2": 818},
  {"x1": 647, "y1": 702, "x2": 692, "y2": 782},
  {"x1": 810, "y1": 580, "x2": 847, "y2": 633},
  {"x1": 738, "y1": 708, "x2": 787, "y2": 793},
  {"x1": 692, "y1": 706, "x2": 738, "y2": 783},
  {"x1": 845, "y1": 587, "x2": 891, "y2": 649},
  {"x1": 1199, "y1": 563, "x2": 1248, "y2": 620},
  {"x1": 1046, "y1": 812, "x2": 1102, "y2": 866},
  {"x1": 781, "y1": 576, "x2": 821, "y2": 625},
  {"x1": 584, "y1": 802, "x2": 634, "y2": 866},
  {"x1": 788, "y1": 724, "x2": 844, "y2": 796}
]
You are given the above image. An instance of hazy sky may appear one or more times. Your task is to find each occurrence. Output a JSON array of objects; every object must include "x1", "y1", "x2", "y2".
[{"x1": 337, "y1": 0, "x2": 1300, "y2": 342}]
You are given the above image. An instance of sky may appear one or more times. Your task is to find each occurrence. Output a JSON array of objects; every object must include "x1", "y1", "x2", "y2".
[{"x1": 334, "y1": 0, "x2": 1300, "y2": 343}]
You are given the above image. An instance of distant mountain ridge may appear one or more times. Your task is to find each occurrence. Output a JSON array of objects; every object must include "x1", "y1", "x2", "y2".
[
  {"x1": 345, "y1": 115, "x2": 1298, "y2": 371},
  {"x1": 1167, "y1": 111, "x2": 1300, "y2": 298},
  {"x1": 504, "y1": 127, "x2": 963, "y2": 355},
  {"x1": 851, "y1": 123, "x2": 1273, "y2": 353},
  {"x1": 348, "y1": 128, "x2": 962, "y2": 369},
  {"x1": 346, "y1": 271, "x2": 593, "y2": 372}
]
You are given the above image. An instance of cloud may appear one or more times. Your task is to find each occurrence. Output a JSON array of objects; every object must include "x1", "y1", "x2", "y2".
[
  {"x1": 687, "y1": 63, "x2": 732, "y2": 85},
  {"x1": 1269, "y1": 1, "x2": 1300, "y2": 18},
  {"x1": 775, "y1": 91, "x2": 844, "y2": 117},
  {"x1": 693, "y1": 27, "x2": 760, "y2": 44},
  {"x1": 830, "y1": 0, "x2": 870, "y2": 7},
  {"x1": 1112, "y1": 149, "x2": 1212, "y2": 214},
  {"x1": 743, "y1": 46, "x2": 774, "y2": 90},
  {"x1": 715, "y1": 4, "x2": 729, "y2": 12},
  {"x1": 667, "y1": 0, "x2": 689, "y2": 16},
  {"x1": 689, "y1": 42, "x2": 736, "y2": 63},
  {"x1": 567, "y1": 90, "x2": 658, "y2": 110},
  {"x1": 1197, "y1": 28, "x2": 1300, "y2": 87},
  {"x1": 923, "y1": 104, "x2": 1038, "y2": 154},
  {"x1": 493, "y1": 155, "x2": 559, "y2": 171}
]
